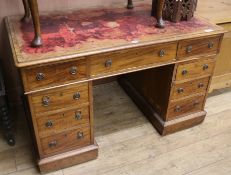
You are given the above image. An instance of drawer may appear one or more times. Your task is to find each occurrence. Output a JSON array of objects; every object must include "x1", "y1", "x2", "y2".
[
  {"x1": 167, "y1": 95, "x2": 205, "y2": 120},
  {"x1": 40, "y1": 126, "x2": 91, "y2": 157},
  {"x1": 89, "y1": 42, "x2": 177, "y2": 77},
  {"x1": 177, "y1": 36, "x2": 221, "y2": 59},
  {"x1": 175, "y1": 58, "x2": 215, "y2": 81},
  {"x1": 21, "y1": 59, "x2": 87, "y2": 92},
  {"x1": 36, "y1": 105, "x2": 90, "y2": 138},
  {"x1": 171, "y1": 77, "x2": 210, "y2": 100},
  {"x1": 29, "y1": 82, "x2": 89, "y2": 113}
]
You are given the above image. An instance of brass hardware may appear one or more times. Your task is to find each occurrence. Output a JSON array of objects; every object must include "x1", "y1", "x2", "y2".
[
  {"x1": 69, "y1": 66, "x2": 78, "y2": 75},
  {"x1": 203, "y1": 64, "x2": 209, "y2": 70},
  {"x1": 193, "y1": 100, "x2": 200, "y2": 106},
  {"x1": 198, "y1": 83, "x2": 204, "y2": 88},
  {"x1": 48, "y1": 141, "x2": 57, "y2": 148},
  {"x1": 177, "y1": 88, "x2": 184, "y2": 94},
  {"x1": 105, "y1": 59, "x2": 112, "y2": 68},
  {"x1": 36, "y1": 73, "x2": 45, "y2": 81},
  {"x1": 73, "y1": 92, "x2": 81, "y2": 100},
  {"x1": 159, "y1": 49, "x2": 165, "y2": 57},
  {"x1": 182, "y1": 69, "x2": 188, "y2": 75},
  {"x1": 186, "y1": 45, "x2": 192, "y2": 53},
  {"x1": 208, "y1": 42, "x2": 214, "y2": 49},
  {"x1": 42, "y1": 96, "x2": 50, "y2": 106},
  {"x1": 175, "y1": 106, "x2": 181, "y2": 112},
  {"x1": 45, "y1": 120, "x2": 53, "y2": 128},
  {"x1": 77, "y1": 132, "x2": 84, "y2": 139},
  {"x1": 75, "y1": 111, "x2": 82, "y2": 120}
]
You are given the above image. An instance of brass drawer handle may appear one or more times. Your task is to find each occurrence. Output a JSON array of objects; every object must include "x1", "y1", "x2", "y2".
[
  {"x1": 193, "y1": 100, "x2": 200, "y2": 106},
  {"x1": 48, "y1": 141, "x2": 57, "y2": 148},
  {"x1": 75, "y1": 111, "x2": 82, "y2": 120},
  {"x1": 77, "y1": 132, "x2": 84, "y2": 139},
  {"x1": 105, "y1": 59, "x2": 112, "y2": 68},
  {"x1": 177, "y1": 88, "x2": 184, "y2": 94},
  {"x1": 203, "y1": 64, "x2": 209, "y2": 70},
  {"x1": 182, "y1": 69, "x2": 188, "y2": 75},
  {"x1": 159, "y1": 49, "x2": 165, "y2": 57},
  {"x1": 198, "y1": 83, "x2": 204, "y2": 88},
  {"x1": 69, "y1": 66, "x2": 78, "y2": 75},
  {"x1": 45, "y1": 120, "x2": 53, "y2": 128},
  {"x1": 73, "y1": 92, "x2": 81, "y2": 100},
  {"x1": 208, "y1": 42, "x2": 214, "y2": 49},
  {"x1": 36, "y1": 73, "x2": 45, "y2": 81},
  {"x1": 42, "y1": 96, "x2": 50, "y2": 107},
  {"x1": 175, "y1": 105, "x2": 181, "y2": 112},
  {"x1": 186, "y1": 45, "x2": 192, "y2": 53}
]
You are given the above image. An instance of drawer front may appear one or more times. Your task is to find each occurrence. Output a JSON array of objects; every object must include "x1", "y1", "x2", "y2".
[
  {"x1": 36, "y1": 106, "x2": 90, "y2": 138},
  {"x1": 30, "y1": 82, "x2": 89, "y2": 113},
  {"x1": 171, "y1": 77, "x2": 210, "y2": 100},
  {"x1": 40, "y1": 126, "x2": 91, "y2": 157},
  {"x1": 22, "y1": 59, "x2": 87, "y2": 92},
  {"x1": 90, "y1": 42, "x2": 177, "y2": 77},
  {"x1": 175, "y1": 59, "x2": 215, "y2": 81},
  {"x1": 167, "y1": 95, "x2": 205, "y2": 120},
  {"x1": 177, "y1": 36, "x2": 221, "y2": 59}
]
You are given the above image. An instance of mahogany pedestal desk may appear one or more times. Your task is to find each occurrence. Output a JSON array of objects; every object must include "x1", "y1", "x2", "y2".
[{"x1": 5, "y1": 5, "x2": 225, "y2": 173}]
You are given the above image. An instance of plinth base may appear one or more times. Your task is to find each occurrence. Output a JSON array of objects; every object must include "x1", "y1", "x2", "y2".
[{"x1": 38, "y1": 142, "x2": 98, "y2": 173}]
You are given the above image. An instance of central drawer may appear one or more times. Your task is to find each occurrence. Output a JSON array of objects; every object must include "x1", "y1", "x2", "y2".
[
  {"x1": 89, "y1": 42, "x2": 177, "y2": 77},
  {"x1": 29, "y1": 82, "x2": 89, "y2": 113}
]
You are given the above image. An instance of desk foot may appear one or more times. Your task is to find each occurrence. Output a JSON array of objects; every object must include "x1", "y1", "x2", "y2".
[
  {"x1": 38, "y1": 142, "x2": 98, "y2": 173},
  {"x1": 118, "y1": 77, "x2": 206, "y2": 135}
]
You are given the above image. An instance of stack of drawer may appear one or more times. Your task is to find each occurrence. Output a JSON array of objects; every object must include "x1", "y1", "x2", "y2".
[
  {"x1": 166, "y1": 35, "x2": 221, "y2": 121},
  {"x1": 21, "y1": 59, "x2": 95, "y2": 161}
]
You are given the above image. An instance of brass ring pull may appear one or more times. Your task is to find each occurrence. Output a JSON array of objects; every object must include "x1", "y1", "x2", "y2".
[
  {"x1": 186, "y1": 45, "x2": 192, "y2": 53},
  {"x1": 77, "y1": 132, "x2": 84, "y2": 139},
  {"x1": 208, "y1": 42, "x2": 214, "y2": 49},
  {"x1": 159, "y1": 49, "x2": 165, "y2": 57},
  {"x1": 198, "y1": 83, "x2": 204, "y2": 88},
  {"x1": 69, "y1": 66, "x2": 78, "y2": 75},
  {"x1": 36, "y1": 73, "x2": 45, "y2": 81},
  {"x1": 48, "y1": 141, "x2": 57, "y2": 148},
  {"x1": 73, "y1": 92, "x2": 81, "y2": 100},
  {"x1": 203, "y1": 64, "x2": 209, "y2": 70},
  {"x1": 177, "y1": 88, "x2": 184, "y2": 94},
  {"x1": 45, "y1": 120, "x2": 53, "y2": 128},
  {"x1": 105, "y1": 59, "x2": 112, "y2": 68},
  {"x1": 182, "y1": 69, "x2": 188, "y2": 75},
  {"x1": 75, "y1": 111, "x2": 82, "y2": 120},
  {"x1": 175, "y1": 106, "x2": 181, "y2": 112},
  {"x1": 42, "y1": 96, "x2": 50, "y2": 107}
]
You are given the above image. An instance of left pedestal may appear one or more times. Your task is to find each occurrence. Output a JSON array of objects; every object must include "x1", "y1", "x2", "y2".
[{"x1": 22, "y1": 73, "x2": 97, "y2": 173}]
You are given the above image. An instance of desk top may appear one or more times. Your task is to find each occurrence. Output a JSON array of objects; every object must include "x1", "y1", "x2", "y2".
[{"x1": 5, "y1": 4, "x2": 224, "y2": 68}]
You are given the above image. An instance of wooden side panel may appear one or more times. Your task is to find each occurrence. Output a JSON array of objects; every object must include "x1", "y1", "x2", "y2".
[{"x1": 121, "y1": 64, "x2": 175, "y2": 119}]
